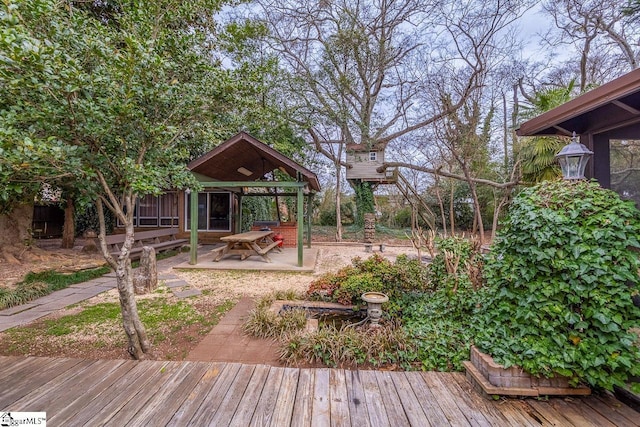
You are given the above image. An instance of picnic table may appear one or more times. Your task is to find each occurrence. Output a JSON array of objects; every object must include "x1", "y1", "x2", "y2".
[{"x1": 211, "y1": 230, "x2": 282, "y2": 263}]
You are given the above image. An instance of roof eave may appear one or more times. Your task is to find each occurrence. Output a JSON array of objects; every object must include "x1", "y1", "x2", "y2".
[{"x1": 517, "y1": 68, "x2": 640, "y2": 137}]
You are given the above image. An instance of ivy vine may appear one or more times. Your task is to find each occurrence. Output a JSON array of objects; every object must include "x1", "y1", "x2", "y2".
[{"x1": 475, "y1": 180, "x2": 640, "y2": 391}]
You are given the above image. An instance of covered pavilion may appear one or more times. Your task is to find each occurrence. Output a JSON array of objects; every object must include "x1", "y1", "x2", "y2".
[{"x1": 186, "y1": 132, "x2": 321, "y2": 267}]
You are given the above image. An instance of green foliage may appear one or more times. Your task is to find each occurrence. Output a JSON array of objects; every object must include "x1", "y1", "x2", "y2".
[
  {"x1": 394, "y1": 207, "x2": 430, "y2": 229},
  {"x1": 352, "y1": 180, "x2": 375, "y2": 227},
  {"x1": 243, "y1": 299, "x2": 308, "y2": 339},
  {"x1": 45, "y1": 303, "x2": 122, "y2": 336},
  {"x1": 518, "y1": 81, "x2": 576, "y2": 184},
  {"x1": 307, "y1": 254, "x2": 429, "y2": 312},
  {"x1": 241, "y1": 197, "x2": 272, "y2": 232},
  {"x1": 475, "y1": 180, "x2": 640, "y2": 390},
  {"x1": 427, "y1": 235, "x2": 482, "y2": 290},
  {"x1": 5, "y1": 297, "x2": 235, "y2": 348},
  {"x1": 401, "y1": 236, "x2": 485, "y2": 371},
  {"x1": 281, "y1": 321, "x2": 414, "y2": 369},
  {"x1": 318, "y1": 201, "x2": 355, "y2": 226},
  {"x1": 75, "y1": 203, "x2": 115, "y2": 236},
  {"x1": 0, "y1": 266, "x2": 110, "y2": 310}
]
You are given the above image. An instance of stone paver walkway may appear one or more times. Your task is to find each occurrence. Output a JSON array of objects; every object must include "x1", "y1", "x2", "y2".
[
  {"x1": 0, "y1": 251, "x2": 196, "y2": 333},
  {"x1": 186, "y1": 297, "x2": 282, "y2": 365}
]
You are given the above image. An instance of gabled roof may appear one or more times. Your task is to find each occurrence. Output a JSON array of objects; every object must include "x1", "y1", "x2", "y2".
[
  {"x1": 188, "y1": 132, "x2": 321, "y2": 192},
  {"x1": 517, "y1": 68, "x2": 640, "y2": 137}
]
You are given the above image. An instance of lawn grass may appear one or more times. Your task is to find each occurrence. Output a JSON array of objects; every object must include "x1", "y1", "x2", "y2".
[
  {"x1": 311, "y1": 224, "x2": 411, "y2": 242},
  {"x1": 0, "y1": 249, "x2": 182, "y2": 311},
  {"x1": 1, "y1": 291, "x2": 236, "y2": 359},
  {"x1": 0, "y1": 266, "x2": 111, "y2": 310}
]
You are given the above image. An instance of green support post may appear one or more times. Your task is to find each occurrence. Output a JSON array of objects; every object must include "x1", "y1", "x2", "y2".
[
  {"x1": 306, "y1": 193, "x2": 313, "y2": 248},
  {"x1": 189, "y1": 190, "x2": 198, "y2": 265},
  {"x1": 297, "y1": 185, "x2": 304, "y2": 267},
  {"x1": 236, "y1": 193, "x2": 243, "y2": 234}
]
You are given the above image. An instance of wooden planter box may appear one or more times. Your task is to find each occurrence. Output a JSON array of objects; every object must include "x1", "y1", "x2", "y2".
[{"x1": 463, "y1": 345, "x2": 591, "y2": 397}]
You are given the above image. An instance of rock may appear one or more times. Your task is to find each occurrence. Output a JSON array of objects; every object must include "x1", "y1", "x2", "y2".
[
  {"x1": 82, "y1": 240, "x2": 98, "y2": 253},
  {"x1": 133, "y1": 246, "x2": 158, "y2": 294}
]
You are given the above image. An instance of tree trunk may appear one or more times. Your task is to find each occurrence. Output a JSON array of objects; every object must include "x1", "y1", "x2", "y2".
[
  {"x1": 466, "y1": 178, "x2": 485, "y2": 244},
  {"x1": 0, "y1": 202, "x2": 33, "y2": 247},
  {"x1": 434, "y1": 176, "x2": 447, "y2": 237},
  {"x1": 96, "y1": 198, "x2": 150, "y2": 360},
  {"x1": 0, "y1": 202, "x2": 35, "y2": 264},
  {"x1": 449, "y1": 183, "x2": 455, "y2": 235},
  {"x1": 61, "y1": 197, "x2": 75, "y2": 249}
]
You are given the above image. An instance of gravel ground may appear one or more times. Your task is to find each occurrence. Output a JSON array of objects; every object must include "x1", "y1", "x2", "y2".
[
  {"x1": 82, "y1": 243, "x2": 419, "y2": 309},
  {"x1": 173, "y1": 243, "x2": 418, "y2": 305}
]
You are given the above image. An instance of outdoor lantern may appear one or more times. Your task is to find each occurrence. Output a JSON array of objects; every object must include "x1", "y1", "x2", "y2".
[{"x1": 555, "y1": 131, "x2": 593, "y2": 180}]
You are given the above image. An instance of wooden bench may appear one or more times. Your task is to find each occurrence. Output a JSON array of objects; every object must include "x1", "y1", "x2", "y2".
[{"x1": 97, "y1": 228, "x2": 188, "y2": 260}]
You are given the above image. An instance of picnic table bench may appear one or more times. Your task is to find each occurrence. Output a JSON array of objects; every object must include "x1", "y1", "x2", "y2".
[
  {"x1": 97, "y1": 228, "x2": 188, "y2": 260},
  {"x1": 211, "y1": 230, "x2": 282, "y2": 263}
]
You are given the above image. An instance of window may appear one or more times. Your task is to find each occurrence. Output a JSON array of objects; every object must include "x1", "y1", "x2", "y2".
[
  {"x1": 369, "y1": 151, "x2": 378, "y2": 161},
  {"x1": 138, "y1": 194, "x2": 159, "y2": 226},
  {"x1": 117, "y1": 192, "x2": 179, "y2": 228},
  {"x1": 159, "y1": 192, "x2": 179, "y2": 226},
  {"x1": 185, "y1": 191, "x2": 232, "y2": 232},
  {"x1": 610, "y1": 139, "x2": 640, "y2": 207}
]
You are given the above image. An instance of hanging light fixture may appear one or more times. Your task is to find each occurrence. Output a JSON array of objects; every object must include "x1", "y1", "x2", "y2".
[{"x1": 555, "y1": 132, "x2": 593, "y2": 180}]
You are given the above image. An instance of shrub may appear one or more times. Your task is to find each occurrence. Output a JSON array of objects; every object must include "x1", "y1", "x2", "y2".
[
  {"x1": 475, "y1": 180, "x2": 640, "y2": 391},
  {"x1": 401, "y1": 236, "x2": 485, "y2": 371},
  {"x1": 280, "y1": 321, "x2": 415, "y2": 368},
  {"x1": 306, "y1": 254, "x2": 429, "y2": 311},
  {"x1": 243, "y1": 293, "x2": 308, "y2": 339}
]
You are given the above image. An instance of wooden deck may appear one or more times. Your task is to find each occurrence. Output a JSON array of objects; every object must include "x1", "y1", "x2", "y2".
[{"x1": 0, "y1": 356, "x2": 637, "y2": 426}]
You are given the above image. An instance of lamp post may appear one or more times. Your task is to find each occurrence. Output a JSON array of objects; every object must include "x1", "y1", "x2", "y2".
[{"x1": 555, "y1": 132, "x2": 593, "y2": 180}]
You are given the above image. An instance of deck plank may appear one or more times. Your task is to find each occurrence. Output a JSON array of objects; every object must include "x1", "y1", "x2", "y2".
[
  {"x1": 312, "y1": 368, "x2": 332, "y2": 426},
  {"x1": 433, "y1": 371, "x2": 493, "y2": 427},
  {"x1": 188, "y1": 362, "x2": 243, "y2": 426},
  {"x1": 46, "y1": 359, "x2": 138, "y2": 425},
  {"x1": 10, "y1": 358, "x2": 110, "y2": 411},
  {"x1": 527, "y1": 398, "x2": 577, "y2": 426},
  {"x1": 547, "y1": 397, "x2": 617, "y2": 427},
  {"x1": 497, "y1": 399, "x2": 553, "y2": 426},
  {"x1": 389, "y1": 371, "x2": 430, "y2": 426},
  {"x1": 209, "y1": 363, "x2": 262, "y2": 426},
  {"x1": 291, "y1": 368, "x2": 315, "y2": 427},
  {"x1": 0, "y1": 356, "x2": 40, "y2": 378},
  {"x1": 359, "y1": 369, "x2": 390, "y2": 427},
  {"x1": 375, "y1": 370, "x2": 410, "y2": 427},
  {"x1": 329, "y1": 369, "x2": 350, "y2": 427},
  {"x1": 485, "y1": 398, "x2": 543, "y2": 427},
  {"x1": 248, "y1": 366, "x2": 285, "y2": 427},
  {"x1": 70, "y1": 360, "x2": 176, "y2": 426},
  {"x1": 404, "y1": 371, "x2": 452, "y2": 427},
  {"x1": 345, "y1": 370, "x2": 370, "y2": 427},
  {"x1": 134, "y1": 361, "x2": 210, "y2": 426},
  {"x1": 231, "y1": 364, "x2": 271, "y2": 426},
  {"x1": 591, "y1": 393, "x2": 640, "y2": 426},
  {"x1": 269, "y1": 367, "x2": 300, "y2": 427},
  {"x1": 166, "y1": 362, "x2": 227, "y2": 426},
  {"x1": 0, "y1": 356, "x2": 636, "y2": 426},
  {"x1": 0, "y1": 357, "x2": 83, "y2": 408},
  {"x1": 420, "y1": 372, "x2": 472, "y2": 427},
  {"x1": 105, "y1": 361, "x2": 185, "y2": 426}
]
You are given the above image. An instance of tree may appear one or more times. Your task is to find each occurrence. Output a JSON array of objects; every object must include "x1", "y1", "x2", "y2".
[
  {"x1": 517, "y1": 81, "x2": 577, "y2": 184},
  {"x1": 249, "y1": 0, "x2": 532, "y2": 236},
  {"x1": 0, "y1": 0, "x2": 239, "y2": 358},
  {"x1": 541, "y1": 0, "x2": 640, "y2": 89}
]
